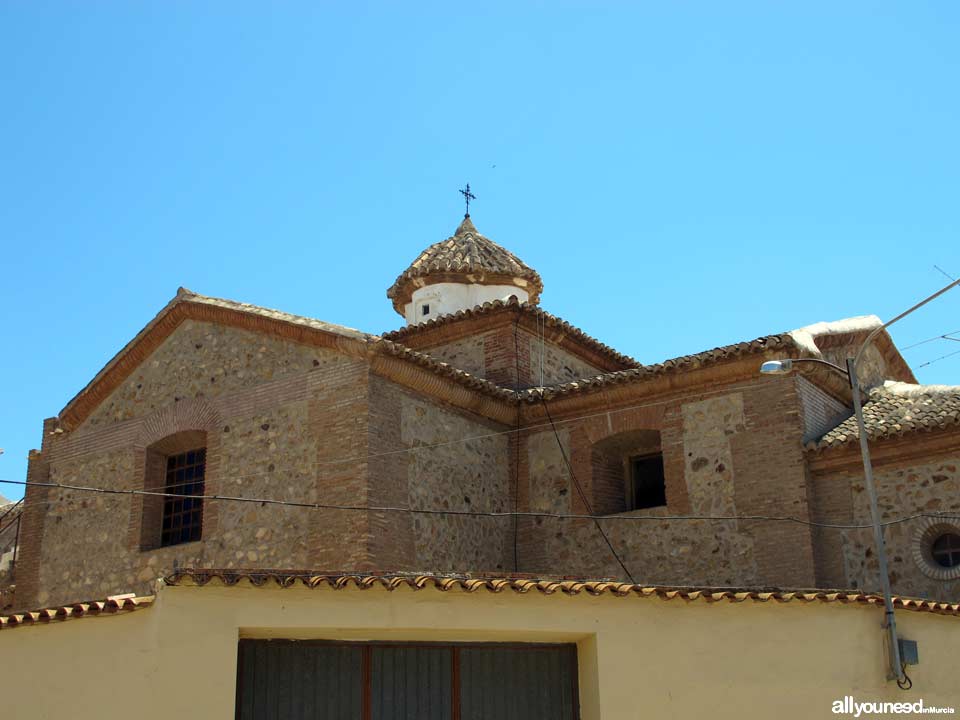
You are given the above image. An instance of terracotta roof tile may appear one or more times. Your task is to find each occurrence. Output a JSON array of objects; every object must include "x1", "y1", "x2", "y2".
[
  {"x1": 161, "y1": 569, "x2": 960, "y2": 618},
  {"x1": 386, "y1": 217, "x2": 543, "y2": 312},
  {"x1": 8, "y1": 571, "x2": 959, "y2": 633},
  {"x1": 519, "y1": 334, "x2": 801, "y2": 401},
  {"x1": 382, "y1": 297, "x2": 640, "y2": 370},
  {"x1": 811, "y1": 381, "x2": 960, "y2": 450},
  {"x1": 0, "y1": 594, "x2": 154, "y2": 631}
]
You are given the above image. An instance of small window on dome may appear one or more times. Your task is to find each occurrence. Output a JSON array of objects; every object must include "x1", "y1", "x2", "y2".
[{"x1": 422, "y1": 304, "x2": 430, "y2": 316}]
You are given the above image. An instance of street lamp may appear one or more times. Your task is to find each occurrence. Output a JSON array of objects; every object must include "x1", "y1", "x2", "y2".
[{"x1": 761, "y1": 277, "x2": 960, "y2": 686}]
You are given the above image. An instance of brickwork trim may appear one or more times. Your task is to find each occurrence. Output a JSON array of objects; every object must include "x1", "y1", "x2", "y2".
[
  {"x1": 126, "y1": 400, "x2": 224, "y2": 553},
  {"x1": 134, "y1": 398, "x2": 223, "y2": 450},
  {"x1": 912, "y1": 518, "x2": 960, "y2": 582}
]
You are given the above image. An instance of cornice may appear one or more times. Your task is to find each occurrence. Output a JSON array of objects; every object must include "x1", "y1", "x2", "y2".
[{"x1": 807, "y1": 426, "x2": 960, "y2": 474}]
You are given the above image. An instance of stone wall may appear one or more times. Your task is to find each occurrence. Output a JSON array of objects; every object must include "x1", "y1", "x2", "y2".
[
  {"x1": 86, "y1": 319, "x2": 322, "y2": 427},
  {"x1": 368, "y1": 376, "x2": 512, "y2": 573},
  {"x1": 17, "y1": 321, "x2": 372, "y2": 609},
  {"x1": 417, "y1": 326, "x2": 604, "y2": 389},
  {"x1": 520, "y1": 394, "x2": 759, "y2": 585},
  {"x1": 417, "y1": 335, "x2": 486, "y2": 378},
  {"x1": 519, "y1": 379, "x2": 815, "y2": 588},
  {"x1": 527, "y1": 333, "x2": 604, "y2": 386},
  {"x1": 23, "y1": 311, "x2": 946, "y2": 610},
  {"x1": 814, "y1": 455, "x2": 960, "y2": 601}
]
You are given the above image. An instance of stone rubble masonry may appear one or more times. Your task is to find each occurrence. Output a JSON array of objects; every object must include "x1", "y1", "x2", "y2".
[
  {"x1": 418, "y1": 324, "x2": 603, "y2": 390},
  {"x1": 516, "y1": 380, "x2": 814, "y2": 587},
  {"x1": 812, "y1": 454, "x2": 960, "y2": 601},
  {"x1": 365, "y1": 375, "x2": 513, "y2": 573},
  {"x1": 13, "y1": 312, "x2": 960, "y2": 610},
  {"x1": 17, "y1": 322, "x2": 372, "y2": 608}
]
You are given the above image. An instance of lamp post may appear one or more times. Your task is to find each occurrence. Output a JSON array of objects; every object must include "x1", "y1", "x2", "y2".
[{"x1": 760, "y1": 277, "x2": 960, "y2": 685}]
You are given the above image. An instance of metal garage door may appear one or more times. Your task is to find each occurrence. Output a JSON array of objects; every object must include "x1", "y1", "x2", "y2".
[{"x1": 236, "y1": 641, "x2": 579, "y2": 719}]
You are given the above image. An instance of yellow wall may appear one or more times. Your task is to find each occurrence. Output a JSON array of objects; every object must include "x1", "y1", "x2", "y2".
[{"x1": 1, "y1": 581, "x2": 959, "y2": 718}]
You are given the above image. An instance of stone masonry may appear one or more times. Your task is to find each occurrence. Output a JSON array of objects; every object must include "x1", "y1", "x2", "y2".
[{"x1": 11, "y1": 217, "x2": 960, "y2": 611}]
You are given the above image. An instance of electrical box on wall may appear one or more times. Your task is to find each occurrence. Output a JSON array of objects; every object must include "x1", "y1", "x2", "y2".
[{"x1": 898, "y1": 638, "x2": 919, "y2": 666}]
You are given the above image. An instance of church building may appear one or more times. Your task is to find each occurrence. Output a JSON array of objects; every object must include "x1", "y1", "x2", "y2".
[{"x1": 6, "y1": 213, "x2": 960, "y2": 612}]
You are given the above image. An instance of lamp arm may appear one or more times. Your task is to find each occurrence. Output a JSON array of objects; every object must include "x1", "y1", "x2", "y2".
[{"x1": 790, "y1": 357, "x2": 848, "y2": 376}]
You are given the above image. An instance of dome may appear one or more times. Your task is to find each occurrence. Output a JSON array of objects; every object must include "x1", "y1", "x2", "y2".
[{"x1": 387, "y1": 216, "x2": 543, "y2": 321}]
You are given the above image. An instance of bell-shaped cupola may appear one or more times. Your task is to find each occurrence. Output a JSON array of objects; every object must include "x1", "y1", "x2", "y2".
[{"x1": 387, "y1": 216, "x2": 543, "y2": 325}]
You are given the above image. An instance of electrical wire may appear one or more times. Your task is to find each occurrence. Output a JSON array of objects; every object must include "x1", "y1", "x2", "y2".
[
  {"x1": 915, "y1": 347, "x2": 960, "y2": 370},
  {"x1": 901, "y1": 330, "x2": 960, "y2": 351},
  {"x1": 539, "y1": 396, "x2": 637, "y2": 584},
  {"x1": 3, "y1": 478, "x2": 958, "y2": 530}
]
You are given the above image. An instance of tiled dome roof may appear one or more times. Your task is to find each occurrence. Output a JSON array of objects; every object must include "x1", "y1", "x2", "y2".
[{"x1": 387, "y1": 216, "x2": 543, "y2": 314}]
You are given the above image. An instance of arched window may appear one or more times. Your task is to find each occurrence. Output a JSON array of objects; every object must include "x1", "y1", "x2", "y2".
[
  {"x1": 591, "y1": 429, "x2": 665, "y2": 515},
  {"x1": 141, "y1": 430, "x2": 207, "y2": 549}
]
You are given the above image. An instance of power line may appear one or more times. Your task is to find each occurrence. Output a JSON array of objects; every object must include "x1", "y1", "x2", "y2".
[
  {"x1": 915, "y1": 347, "x2": 960, "y2": 370},
  {"x1": 901, "y1": 329, "x2": 960, "y2": 351},
  {"x1": 3, "y1": 478, "x2": 957, "y2": 531}
]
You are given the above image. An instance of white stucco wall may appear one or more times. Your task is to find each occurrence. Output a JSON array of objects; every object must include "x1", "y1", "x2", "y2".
[
  {"x1": 404, "y1": 283, "x2": 530, "y2": 325},
  {"x1": 3, "y1": 580, "x2": 960, "y2": 719}
]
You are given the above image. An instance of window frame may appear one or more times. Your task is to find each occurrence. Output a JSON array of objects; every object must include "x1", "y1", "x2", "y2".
[{"x1": 159, "y1": 446, "x2": 207, "y2": 548}]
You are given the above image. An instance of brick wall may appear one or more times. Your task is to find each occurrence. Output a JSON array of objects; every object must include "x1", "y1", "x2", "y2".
[{"x1": 796, "y1": 376, "x2": 850, "y2": 444}]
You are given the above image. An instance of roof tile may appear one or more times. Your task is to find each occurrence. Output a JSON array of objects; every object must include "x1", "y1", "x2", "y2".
[
  {"x1": 160, "y1": 569, "x2": 960, "y2": 618},
  {"x1": 811, "y1": 381, "x2": 960, "y2": 450},
  {"x1": 386, "y1": 217, "x2": 543, "y2": 310},
  {"x1": 0, "y1": 595, "x2": 153, "y2": 631}
]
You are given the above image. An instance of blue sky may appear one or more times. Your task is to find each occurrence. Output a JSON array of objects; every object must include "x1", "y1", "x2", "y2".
[{"x1": 1, "y1": 3, "x2": 958, "y2": 501}]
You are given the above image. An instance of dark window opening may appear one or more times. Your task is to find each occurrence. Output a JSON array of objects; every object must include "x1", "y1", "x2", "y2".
[
  {"x1": 629, "y1": 453, "x2": 666, "y2": 510},
  {"x1": 422, "y1": 303, "x2": 430, "y2": 316},
  {"x1": 160, "y1": 447, "x2": 206, "y2": 547},
  {"x1": 932, "y1": 533, "x2": 960, "y2": 568}
]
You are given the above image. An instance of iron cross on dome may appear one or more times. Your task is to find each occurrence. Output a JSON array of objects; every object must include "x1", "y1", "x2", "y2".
[{"x1": 459, "y1": 183, "x2": 476, "y2": 217}]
